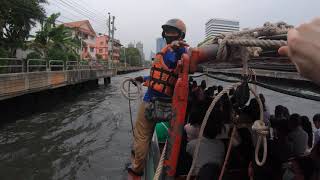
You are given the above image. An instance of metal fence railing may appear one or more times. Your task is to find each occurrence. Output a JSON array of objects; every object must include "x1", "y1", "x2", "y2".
[
  {"x1": 0, "y1": 58, "x2": 24, "y2": 74},
  {"x1": 49, "y1": 60, "x2": 64, "y2": 71},
  {"x1": 27, "y1": 59, "x2": 47, "y2": 72},
  {"x1": 0, "y1": 58, "x2": 141, "y2": 74}
]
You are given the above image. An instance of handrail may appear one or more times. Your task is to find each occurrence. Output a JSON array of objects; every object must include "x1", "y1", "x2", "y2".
[
  {"x1": 27, "y1": 59, "x2": 47, "y2": 72},
  {"x1": 0, "y1": 58, "x2": 23, "y2": 74},
  {"x1": 49, "y1": 60, "x2": 64, "y2": 71},
  {"x1": 66, "y1": 61, "x2": 78, "y2": 70}
]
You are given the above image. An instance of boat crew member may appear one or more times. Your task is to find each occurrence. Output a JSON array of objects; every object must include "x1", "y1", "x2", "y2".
[{"x1": 128, "y1": 18, "x2": 188, "y2": 178}]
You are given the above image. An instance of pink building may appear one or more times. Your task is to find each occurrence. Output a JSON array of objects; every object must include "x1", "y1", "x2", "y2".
[
  {"x1": 96, "y1": 35, "x2": 109, "y2": 60},
  {"x1": 96, "y1": 35, "x2": 122, "y2": 63}
]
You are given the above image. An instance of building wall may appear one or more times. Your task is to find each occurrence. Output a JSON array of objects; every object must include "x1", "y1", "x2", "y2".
[
  {"x1": 205, "y1": 18, "x2": 239, "y2": 39},
  {"x1": 156, "y1": 38, "x2": 166, "y2": 53},
  {"x1": 111, "y1": 39, "x2": 121, "y2": 63},
  {"x1": 96, "y1": 35, "x2": 109, "y2": 60}
]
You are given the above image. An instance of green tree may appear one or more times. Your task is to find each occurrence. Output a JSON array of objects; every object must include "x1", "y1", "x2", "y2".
[
  {"x1": 30, "y1": 13, "x2": 82, "y2": 60},
  {"x1": 123, "y1": 47, "x2": 142, "y2": 66},
  {"x1": 0, "y1": 0, "x2": 47, "y2": 57}
]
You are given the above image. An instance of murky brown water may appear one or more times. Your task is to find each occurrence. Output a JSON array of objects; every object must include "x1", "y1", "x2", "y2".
[{"x1": 0, "y1": 70, "x2": 319, "y2": 180}]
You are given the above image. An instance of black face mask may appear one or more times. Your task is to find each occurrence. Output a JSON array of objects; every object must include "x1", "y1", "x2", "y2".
[{"x1": 164, "y1": 35, "x2": 179, "y2": 44}]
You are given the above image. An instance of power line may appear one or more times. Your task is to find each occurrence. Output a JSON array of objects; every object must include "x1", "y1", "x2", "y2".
[
  {"x1": 48, "y1": 1, "x2": 106, "y2": 32},
  {"x1": 62, "y1": 0, "x2": 106, "y2": 22},
  {"x1": 51, "y1": 1, "x2": 105, "y2": 24},
  {"x1": 55, "y1": 0, "x2": 106, "y2": 23}
]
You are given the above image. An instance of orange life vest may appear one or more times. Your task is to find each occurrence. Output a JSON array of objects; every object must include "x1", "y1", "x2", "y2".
[{"x1": 144, "y1": 45, "x2": 180, "y2": 97}]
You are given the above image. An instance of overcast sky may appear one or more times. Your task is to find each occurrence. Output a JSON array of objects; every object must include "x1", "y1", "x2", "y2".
[{"x1": 44, "y1": 0, "x2": 320, "y2": 59}]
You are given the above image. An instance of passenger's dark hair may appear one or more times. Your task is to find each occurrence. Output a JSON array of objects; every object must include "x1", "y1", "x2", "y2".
[
  {"x1": 203, "y1": 105, "x2": 223, "y2": 139},
  {"x1": 313, "y1": 113, "x2": 320, "y2": 122},
  {"x1": 300, "y1": 116, "x2": 313, "y2": 148},
  {"x1": 229, "y1": 88, "x2": 235, "y2": 96},
  {"x1": 200, "y1": 80, "x2": 206, "y2": 90},
  {"x1": 289, "y1": 113, "x2": 301, "y2": 129},
  {"x1": 217, "y1": 85, "x2": 223, "y2": 93}
]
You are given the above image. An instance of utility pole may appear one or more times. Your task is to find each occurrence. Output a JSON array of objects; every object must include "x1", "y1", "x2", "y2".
[
  {"x1": 110, "y1": 16, "x2": 115, "y2": 69},
  {"x1": 124, "y1": 47, "x2": 127, "y2": 68},
  {"x1": 107, "y1": 12, "x2": 111, "y2": 69}
]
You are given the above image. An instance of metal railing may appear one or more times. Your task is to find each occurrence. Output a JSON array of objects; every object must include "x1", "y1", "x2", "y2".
[
  {"x1": 27, "y1": 59, "x2": 47, "y2": 72},
  {"x1": 0, "y1": 58, "x2": 140, "y2": 74},
  {"x1": 66, "y1": 61, "x2": 78, "y2": 70},
  {"x1": 49, "y1": 60, "x2": 64, "y2": 71},
  {"x1": 0, "y1": 58, "x2": 24, "y2": 74}
]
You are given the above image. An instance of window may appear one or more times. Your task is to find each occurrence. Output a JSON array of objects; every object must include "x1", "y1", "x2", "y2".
[
  {"x1": 99, "y1": 49, "x2": 103, "y2": 53},
  {"x1": 90, "y1": 47, "x2": 94, "y2": 52},
  {"x1": 90, "y1": 36, "x2": 95, "y2": 40},
  {"x1": 100, "y1": 41, "x2": 104, "y2": 45},
  {"x1": 83, "y1": 34, "x2": 88, "y2": 39}
]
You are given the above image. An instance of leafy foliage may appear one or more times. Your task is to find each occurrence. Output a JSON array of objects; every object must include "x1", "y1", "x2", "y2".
[
  {"x1": 30, "y1": 13, "x2": 82, "y2": 61},
  {"x1": 120, "y1": 47, "x2": 142, "y2": 66},
  {"x1": 0, "y1": 0, "x2": 47, "y2": 56}
]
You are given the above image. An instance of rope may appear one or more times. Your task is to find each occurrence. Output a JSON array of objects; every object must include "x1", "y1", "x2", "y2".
[
  {"x1": 249, "y1": 86, "x2": 268, "y2": 166},
  {"x1": 120, "y1": 77, "x2": 143, "y2": 100},
  {"x1": 218, "y1": 126, "x2": 237, "y2": 180},
  {"x1": 212, "y1": 22, "x2": 292, "y2": 62},
  {"x1": 153, "y1": 141, "x2": 167, "y2": 180},
  {"x1": 226, "y1": 39, "x2": 287, "y2": 48},
  {"x1": 128, "y1": 82, "x2": 135, "y2": 137},
  {"x1": 186, "y1": 82, "x2": 241, "y2": 180}
]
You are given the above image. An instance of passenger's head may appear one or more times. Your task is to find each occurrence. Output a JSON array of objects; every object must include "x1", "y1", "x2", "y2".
[
  {"x1": 248, "y1": 98, "x2": 260, "y2": 121},
  {"x1": 204, "y1": 106, "x2": 224, "y2": 139},
  {"x1": 217, "y1": 86, "x2": 223, "y2": 93},
  {"x1": 288, "y1": 113, "x2": 301, "y2": 130},
  {"x1": 200, "y1": 80, "x2": 206, "y2": 90},
  {"x1": 282, "y1": 107, "x2": 290, "y2": 120},
  {"x1": 275, "y1": 119, "x2": 290, "y2": 138},
  {"x1": 229, "y1": 88, "x2": 235, "y2": 96},
  {"x1": 189, "y1": 77, "x2": 193, "y2": 83},
  {"x1": 275, "y1": 105, "x2": 284, "y2": 118},
  {"x1": 313, "y1": 113, "x2": 320, "y2": 129},
  {"x1": 192, "y1": 81, "x2": 197, "y2": 88}
]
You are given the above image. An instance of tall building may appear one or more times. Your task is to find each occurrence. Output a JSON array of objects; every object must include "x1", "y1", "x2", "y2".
[
  {"x1": 136, "y1": 41, "x2": 145, "y2": 61},
  {"x1": 156, "y1": 37, "x2": 166, "y2": 53},
  {"x1": 63, "y1": 20, "x2": 97, "y2": 60},
  {"x1": 128, "y1": 42, "x2": 135, "y2": 48},
  {"x1": 205, "y1": 18, "x2": 239, "y2": 39}
]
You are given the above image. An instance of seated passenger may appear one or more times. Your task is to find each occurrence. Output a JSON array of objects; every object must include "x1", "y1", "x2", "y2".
[
  {"x1": 300, "y1": 116, "x2": 313, "y2": 150},
  {"x1": 288, "y1": 113, "x2": 308, "y2": 157},
  {"x1": 186, "y1": 104, "x2": 225, "y2": 176},
  {"x1": 313, "y1": 114, "x2": 320, "y2": 146}
]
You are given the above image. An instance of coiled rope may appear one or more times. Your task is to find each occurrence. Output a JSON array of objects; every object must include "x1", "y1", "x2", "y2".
[{"x1": 120, "y1": 77, "x2": 143, "y2": 100}]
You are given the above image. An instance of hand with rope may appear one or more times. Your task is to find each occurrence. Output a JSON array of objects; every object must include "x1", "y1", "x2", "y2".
[{"x1": 278, "y1": 17, "x2": 320, "y2": 85}]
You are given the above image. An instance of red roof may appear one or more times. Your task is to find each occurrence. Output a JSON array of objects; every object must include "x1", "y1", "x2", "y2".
[{"x1": 63, "y1": 20, "x2": 96, "y2": 36}]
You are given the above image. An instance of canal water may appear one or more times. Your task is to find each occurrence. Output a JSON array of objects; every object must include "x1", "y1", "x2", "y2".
[{"x1": 0, "y1": 69, "x2": 319, "y2": 180}]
